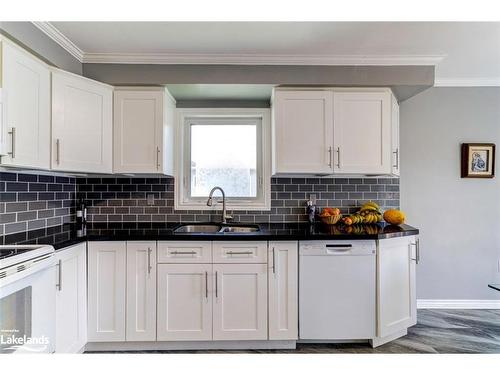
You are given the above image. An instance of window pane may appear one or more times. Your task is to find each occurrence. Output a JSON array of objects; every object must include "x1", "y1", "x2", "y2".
[{"x1": 190, "y1": 124, "x2": 257, "y2": 197}]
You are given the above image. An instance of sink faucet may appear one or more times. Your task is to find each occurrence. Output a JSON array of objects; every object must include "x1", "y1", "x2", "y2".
[{"x1": 207, "y1": 186, "x2": 232, "y2": 224}]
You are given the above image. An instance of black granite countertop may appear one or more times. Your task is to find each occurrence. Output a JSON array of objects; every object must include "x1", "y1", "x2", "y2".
[{"x1": 0, "y1": 222, "x2": 419, "y2": 250}]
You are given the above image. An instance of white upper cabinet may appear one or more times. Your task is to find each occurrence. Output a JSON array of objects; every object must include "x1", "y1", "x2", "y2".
[
  {"x1": 272, "y1": 90, "x2": 334, "y2": 174},
  {"x1": 391, "y1": 94, "x2": 400, "y2": 176},
  {"x1": 114, "y1": 88, "x2": 175, "y2": 174},
  {"x1": 333, "y1": 90, "x2": 392, "y2": 175},
  {"x1": 51, "y1": 69, "x2": 113, "y2": 173},
  {"x1": 55, "y1": 243, "x2": 87, "y2": 353},
  {"x1": 376, "y1": 236, "x2": 417, "y2": 339},
  {"x1": 0, "y1": 38, "x2": 51, "y2": 169}
]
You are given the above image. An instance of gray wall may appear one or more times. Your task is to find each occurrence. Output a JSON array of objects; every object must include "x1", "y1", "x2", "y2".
[
  {"x1": 0, "y1": 22, "x2": 82, "y2": 74},
  {"x1": 400, "y1": 87, "x2": 500, "y2": 300}
]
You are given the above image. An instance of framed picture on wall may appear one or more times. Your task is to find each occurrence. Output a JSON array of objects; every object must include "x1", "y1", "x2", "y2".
[{"x1": 461, "y1": 143, "x2": 496, "y2": 178}]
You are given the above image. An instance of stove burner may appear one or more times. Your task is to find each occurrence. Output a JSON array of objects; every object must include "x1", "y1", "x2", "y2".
[{"x1": 0, "y1": 248, "x2": 39, "y2": 260}]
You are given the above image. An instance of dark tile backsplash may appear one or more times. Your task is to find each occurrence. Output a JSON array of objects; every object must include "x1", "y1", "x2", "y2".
[
  {"x1": 0, "y1": 172, "x2": 76, "y2": 235},
  {"x1": 76, "y1": 176, "x2": 399, "y2": 225},
  {"x1": 1, "y1": 171, "x2": 399, "y2": 235}
]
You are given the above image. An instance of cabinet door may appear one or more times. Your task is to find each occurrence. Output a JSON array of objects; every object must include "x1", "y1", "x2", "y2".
[
  {"x1": 87, "y1": 241, "x2": 126, "y2": 342},
  {"x1": 52, "y1": 70, "x2": 113, "y2": 173},
  {"x1": 1, "y1": 41, "x2": 50, "y2": 169},
  {"x1": 126, "y1": 241, "x2": 156, "y2": 341},
  {"x1": 268, "y1": 241, "x2": 298, "y2": 340},
  {"x1": 55, "y1": 243, "x2": 87, "y2": 353},
  {"x1": 333, "y1": 91, "x2": 391, "y2": 174},
  {"x1": 213, "y1": 263, "x2": 268, "y2": 341},
  {"x1": 273, "y1": 90, "x2": 333, "y2": 174},
  {"x1": 114, "y1": 90, "x2": 163, "y2": 173},
  {"x1": 157, "y1": 264, "x2": 212, "y2": 341},
  {"x1": 377, "y1": 236, "x2": 417, "y2": 338},
  {"x1": 391, "y1": 94, "x2": 400, "y2": 176}
]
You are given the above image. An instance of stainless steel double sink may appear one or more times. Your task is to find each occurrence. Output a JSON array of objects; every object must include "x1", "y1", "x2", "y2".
[{"x1": 174, "y1": 223, "x2": 260, "y2": 234}]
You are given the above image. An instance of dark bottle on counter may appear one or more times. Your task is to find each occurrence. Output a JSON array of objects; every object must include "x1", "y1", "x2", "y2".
[{"x1": 76, "y1": 198, "x2": 87, "y2": 226}]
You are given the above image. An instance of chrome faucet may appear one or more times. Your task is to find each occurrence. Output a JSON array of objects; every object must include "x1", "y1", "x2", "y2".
[{"x1": 207, "y1": 186, "x2": 232, "y2": 224}]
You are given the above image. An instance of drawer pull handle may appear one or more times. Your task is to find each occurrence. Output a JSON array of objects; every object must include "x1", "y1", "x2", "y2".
[
  {"x1": 205, "y1": 271, "x2": 208, "y2": 299},
  {"x1": 226, "y1": 251, "x2": 253, "y2": 255},
  {"x1": 215, "y1": 271, "x2": 218, "y2": 298},
  {"x1": 170, "y1": 251, "x2": 197, "y2": 255},
  {"x1": 272, "y1": 247, "x2": 276, "y2": 274},
  {"x1": 147, "y1": 247, "x2": 152, "y2": 274}
]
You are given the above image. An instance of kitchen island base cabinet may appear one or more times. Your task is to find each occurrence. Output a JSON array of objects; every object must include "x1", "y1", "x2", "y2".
[
  {"x1": 55, "y1": 243, "x2": 87, "y2": 353},
  {"x1": 126, "y1": 242, "x2": 157, "y2": 341},
  {"x1": 87, "y1": 241, "x2": 127, "y2": 342},
  {"x1": 157, "y1": 264, "x2": 213, "y2": 341},
  {"x1": 268, "y1": 241, "x2": 298, "y2": 340},
  {"x1": 374, "y1": 236, "x2": 417, "y2": 346},
  {"x1": 213, "y1": 263, "x2": 268, "y2": 341}
]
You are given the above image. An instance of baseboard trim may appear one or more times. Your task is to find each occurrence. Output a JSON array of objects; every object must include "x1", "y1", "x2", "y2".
[{"x1": 417, "y1": 299, "x2": 500, "y2": 309}]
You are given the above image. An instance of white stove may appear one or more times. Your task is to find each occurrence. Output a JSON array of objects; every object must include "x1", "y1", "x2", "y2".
[{"x1": 0, "y1": 245, "x2": 56, "y2": 353}]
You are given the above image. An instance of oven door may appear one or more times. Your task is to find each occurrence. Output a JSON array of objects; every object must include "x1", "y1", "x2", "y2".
[{"x1": 0, "y1": 259, "x2": 56, "y2": 354}]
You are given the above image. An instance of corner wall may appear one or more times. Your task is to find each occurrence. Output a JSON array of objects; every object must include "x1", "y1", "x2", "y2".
[{"x1": 400, "y1": 87, "x2": 500, "y2": 300}]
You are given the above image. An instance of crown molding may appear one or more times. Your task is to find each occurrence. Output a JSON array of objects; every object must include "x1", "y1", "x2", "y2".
[
  {"x1": 81, "y1": 52, "x2": 445, "y2": 66},
  {"x1": 32, "y1": 21, "x2": 84, "y2": 62},
  {"x1": 434, "y1": 77, "x2": 500, "y2": 87}
]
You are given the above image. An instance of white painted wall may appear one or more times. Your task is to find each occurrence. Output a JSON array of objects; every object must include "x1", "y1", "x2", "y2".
[{"x1": 400, "y1": 87, "x2": 500, "y2": 299}]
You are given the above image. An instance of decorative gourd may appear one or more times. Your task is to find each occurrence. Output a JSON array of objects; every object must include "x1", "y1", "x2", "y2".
[{"x1": 383, "y1": 209, "x2": 406, "y2": 225}]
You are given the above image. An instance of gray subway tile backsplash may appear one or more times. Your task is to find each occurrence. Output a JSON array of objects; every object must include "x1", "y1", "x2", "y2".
[{"x1": 1, "y1": 171, "x2": 399, "y2": 235}]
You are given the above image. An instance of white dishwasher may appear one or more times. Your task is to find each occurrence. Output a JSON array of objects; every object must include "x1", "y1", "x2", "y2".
[{"x1": 299, "y1": 240, "x2": 376, "y2": 341}]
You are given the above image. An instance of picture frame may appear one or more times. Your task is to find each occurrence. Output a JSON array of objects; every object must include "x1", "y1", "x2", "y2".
[{"x1": 461, "y1": 143, "x2": 495, "y2": 178}]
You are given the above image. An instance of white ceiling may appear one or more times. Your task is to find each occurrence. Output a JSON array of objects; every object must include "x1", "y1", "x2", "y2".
[{"x1": 36, "y1": 22, "x2": 500, "y2": 85}]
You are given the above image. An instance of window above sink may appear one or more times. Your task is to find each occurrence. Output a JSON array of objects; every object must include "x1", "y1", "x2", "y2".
[{"x1": 175, "y1": 108, "x2": 271, "y2": 211}]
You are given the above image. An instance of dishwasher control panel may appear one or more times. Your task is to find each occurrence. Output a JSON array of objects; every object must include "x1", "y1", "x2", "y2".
[{"x1": 299, "y1": 240, "x2": 376, "y2": 256}]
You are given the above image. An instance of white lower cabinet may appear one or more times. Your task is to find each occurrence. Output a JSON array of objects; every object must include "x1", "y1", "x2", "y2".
[
  {"x1": 87, "y1": 241, "x2": 127, "y2": 342},
  {"x1": 55, "y1": 243, "x2": 87, "y2": 353},
  {"x1": 376, "y1": 236, "x2": 417, "y2": 339},
  {"x1": 268, "y1": 241, "x2": 298, "y2": 340},
  {"x1": 212, "y1": 263, "x2": 268, "y2": 341},
  {"x1": 157, "y1": 264, "x2": 213, "y2": 341},
  {"x1": 126, "y1": 242, "x2": 157, "y2": 341}
]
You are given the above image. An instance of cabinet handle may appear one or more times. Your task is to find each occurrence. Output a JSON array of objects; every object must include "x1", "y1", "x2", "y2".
[
  {"x1": 156, "y1": 146, "x2": 160, "y2": 170},
  {"x1": 205, "y1": 271, "x2": 208, "y2": 299},
  {"x1": 170, "y1": 250, "x2": 197, "y2": 255},
  {"x1": 393, "y1": 149, "x2": 399, "y2": 169},
  {"x1": 8, "y1": 127, "x2": 15, "y2": 158},
  {"x1": 272, "y1": 247, "x2": 276, "y2": 274},
  {"x1": 215, "y1": 271, "x2": 218, "y2": 298},
  {"x1": 226, "y1": 251, "x2": 253, "y2": 255},
  {"x1": 56, "y1": 259, "x2": 62, "y2": 291},
  {"x1": 55, "y1": 139, "x2": 61, "y2": 164},
  {"x1": 147, "y1": 247, "x2": 152, "y2": 274},
  {"x1": 410, "y1": 240, "x2": 420, "y2": 264},
  {"x1": 336, "y1": 147, "x2": 341, "y2": 168},
  {"x1": 328, "y1": 146, "x2": 333, "y2": 168}
]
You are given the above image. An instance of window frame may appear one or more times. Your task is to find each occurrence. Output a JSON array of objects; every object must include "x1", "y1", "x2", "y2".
[{"x1": 175, "y1": 108, "x2": 271, "y2": 211}]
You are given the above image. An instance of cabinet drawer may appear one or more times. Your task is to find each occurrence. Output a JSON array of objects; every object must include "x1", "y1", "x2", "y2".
[
  {"x1": 212, "y1": 241, "x2": 268, "y2": 263},
  {"x1": 157, "y1": 241, "x2": 212, "y2": 263}
]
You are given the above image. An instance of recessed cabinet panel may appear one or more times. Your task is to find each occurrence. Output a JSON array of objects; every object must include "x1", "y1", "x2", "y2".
[
  {"x1": 126, "y1": 241, "x2": 157, "y2": 341},
  {"x1": 55, "y1": 243, "x2": 87, "y2": 353},
  {"x1": 87, "y1": 241, "x2": 126, "y2": 342},
  {"x1": 212, "y1": 241, "x2": 267, "y2": 263},
  {"x1": 268, "y1": 241, "x2": 298, "y2": 340},
  {"x1": 157, "y1": 241, "x2": 212, "y2": 263},
  {"x1": 212, "y1": 263, "x2": 268, "y2": 340},
  {"x1": 157, "y1": 264, "x2": 213, "y2": 341},
  {"x1": 0, "y1": 41, "x2": 50, "y2": 169},
  {"x1": 52, "y1": 70, "x2": 113, "y2": 173},
  {"x1": 114, "y1": 90, "x2": 163, "y2": 173},
  {"x1": 333, "y1": 91, "x2": 392, "y2": 174},
  {"x1": 377, "y1": 236, "x2": 417, "y2": 338},
  {"x1": 273, "y1": 90, "x2": 333, "y2": 174}
]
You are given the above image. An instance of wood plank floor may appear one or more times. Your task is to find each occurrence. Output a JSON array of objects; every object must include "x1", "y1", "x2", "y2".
[{"x1": 86, "y1": 309, "x2": 500, "y2": 354}]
